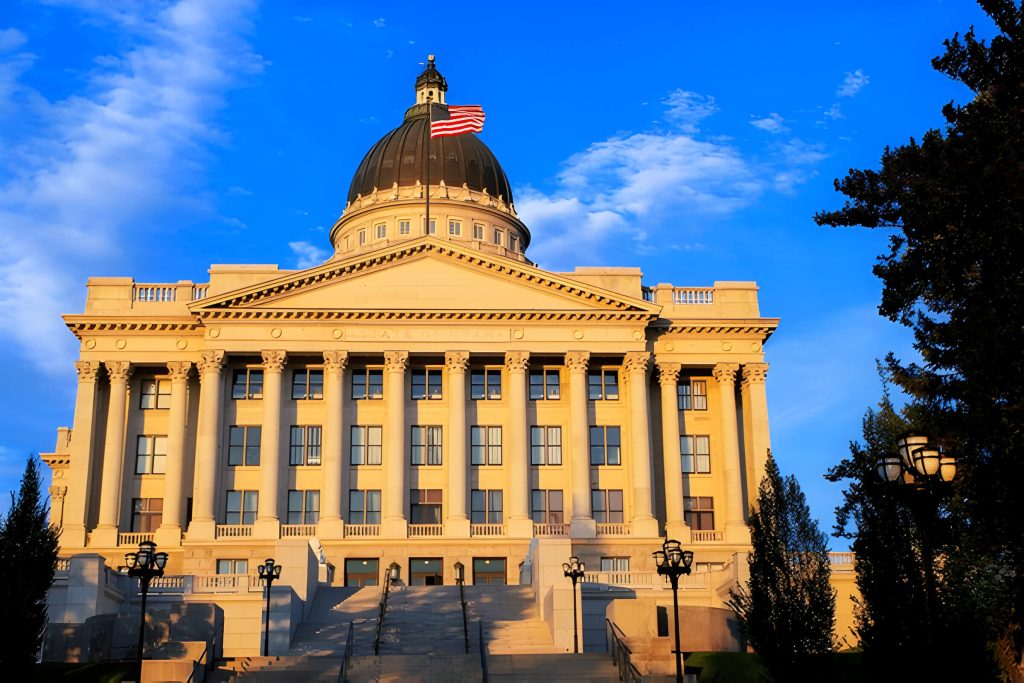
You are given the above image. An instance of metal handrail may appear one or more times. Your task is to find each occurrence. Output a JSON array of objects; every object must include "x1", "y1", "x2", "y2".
[
  {"x1": 606, "y1": 619, "x2": 642, "y2": 682},
  {"x1": 186, "y1": 635, "x2": 213, "y2": 683},
  {"x1": 373, "y1": 571, "x2": 393, "y2": 655},
  {"x1": 459, "y1": 580, "x2": 470, "y2": 654},
  {"x1": 478, "y1": 620, "x2": 488, "y2": 683},
  {"x1": 339, "y1": 621, "x2": 354, "y2": 683}
]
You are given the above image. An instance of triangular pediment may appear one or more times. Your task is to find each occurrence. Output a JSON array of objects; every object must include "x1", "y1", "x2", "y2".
[{"x1": 190, "y1": 238, "x2": 659, "y2": 322}]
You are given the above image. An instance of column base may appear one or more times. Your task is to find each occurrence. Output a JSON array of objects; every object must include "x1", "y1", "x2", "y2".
[
  {"x1": 725, "y1": 522, "x2": 752, "y2": 544},
  {"x1": 60, "y1": 523, "x2": 89, "y2": 549},
  {"x1": 665, "y1": 521, "x2": 690, "y2": 542},
  {"x1": 253, "y1": 517, "x2": 281, "y2": 540},
  {"x1": 90, "y1": 525, "x2": 118, "y2": 548},
  {"x1": 317, "y1": 517, "x2": 345, "y2": 540},
  {"x1": 569, "y1": 517, "x2": 596, "y2": 538},
  {"x1": 507, "y1": 516, "x2": 534, "y2": 539},
  {"x1": 186, "y1": 517, "x2": 216, "y2": 541},
  {"x1": 154, "y1": 525, "x2": 182, "y2": 548},
  {"x1": 631, "y1": 516, "x2": 661, "y2": 538},
  {"x1": 444, "y1": 517, "x2": 471, "y2": 538},
  {"x1": 381, "y1": 517, "x2": 408, "y2": 539}
]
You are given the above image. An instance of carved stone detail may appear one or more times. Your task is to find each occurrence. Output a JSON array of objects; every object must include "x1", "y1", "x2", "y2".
[
  {"x1": 384, "y1": 351, "x2": 409, "y2": 373},
  {"x1": 49, "y1": 485, "x2": 67, "y2": 502},
  {"x1": 623, "y1": 351, "x2": 650, "y2": 376},
  {"x1": 323, "y1": 350, "x2": 350, "y2": 372},
  {"x1": 105, "y1": 361, "x2": 132, "y2": 384},
  {"x1": 504, "y1": 351, "x2": 530, "y2": 373},
  {"x1": 166, "y1": 361, "x2": 193, "y2": 382},
  {"x1": 564, "y1": 351, "x2": 590, "y2": 374},
  {"x1": 75, "y1": 360, "x2": 100, "y2": 382},
  {"x1": 197, "y1": 350, "x2": 226, "y2": 378},
  {"x1": 261, "y1": 350, "x2": 287, "y2": 373},
  {"x1": 712, "y1": 363, "x2": 740, "y2": 384},
  {"x1": 742, "y1": 362, "x2": 769, "y2": 386},
  {"x1": 656, "y1": 361, "x2": 681, "y2": 385},
  {"x1": 445, "y1": 351, "x2": 470, "y2": 373}
]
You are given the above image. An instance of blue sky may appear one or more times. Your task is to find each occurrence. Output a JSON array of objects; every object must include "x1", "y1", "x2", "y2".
[{"x1": 0, "y1": 1, "x2": 994, "y2": 542}]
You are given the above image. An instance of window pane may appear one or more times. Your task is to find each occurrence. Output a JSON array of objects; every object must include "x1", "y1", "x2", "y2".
[
  {"x1": 607, "y1": 427, "x2": 620, "y2": 465},
  {"x1": 246, "y1": 426, "x2": 261, "y2": 466},
  {"x1": 307, "y1": 427, "x2": 322, "y2": 465},
  {"x1": 546, "y1": 370, "x2": 560, "y2": 399},
  {"x1": 232, "y1": 372, "x2": 247, "y2": 399},
  {"x1": 152, "y1": 436, "x2": 167, "y2": 474},
  {"x1": 292, "y1": 370, "x2": 306, "y2": 400},
  {"x1": 349, "y1": 490, "x2": 364, "y2": 523},
  {"x1": 368, "y1": 369, "x2": 383, "y2": 398},
  {"x1": 352, "y1": 373, "x2": 367, "y2": 399},
  {"x1": 249, "y1": 370, "x2": 263, "y2": 399},
  {"x1": 588, "y1": 373, "x2": 601, "y2": 400},
  {"x1": 309, "y1": 370, "x2": 324, "y2": 399},
  {"x1": 306, "y1": 491, "x2": 320, "y2": 523},
  {"x1": 548, "y1": 427, "x2": 562, "y2": 465},
  {"x1": 529, "y1": 371, "x2": 543, "y2": 400}
]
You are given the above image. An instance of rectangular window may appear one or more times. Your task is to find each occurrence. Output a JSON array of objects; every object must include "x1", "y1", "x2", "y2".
[
  {"x1": 232, "y1": 368, "x2": 263, "y2": 400},
  {"x1": 291, "y1": 368, "x2": 324, "y2": 400},
  {"x1": 131, "y1": 498, "x2": 163, "y2": 532},
  {"x1": 411, "y1": 368, "x2": 443, "y2": 400},
  {"x1": 470, "y1": 368, "x2": 502, "y2": 400},
  {"x1": 289, "y1": 425, "x2": 322, "y2": 466},
  {"x1": 600, "y1": 557, "x2": 630, "y2": 572},
  {"x1": 589, "y1": 426, "x2": 622, "y2": 466},
  {"x1": 350, "y1": 426, "x2": 383, "y2": 465},
  {"x1": 399, "y1": 220, "x2": 411, "y2": 235},
  {"x1": 529, "y1": 368, "x2": 561, "y2": 400},
  {"x1": 509, "y1": 234, "x2": 519, "y2": 252},
  {"x1": 139, "y1": 379, "x2": 171, "y2": 409},
  {"x1": 531, "y1": 489, "x2": 563, "y2": 524},
  {"x1": 473, "y1": 223, "x2": 484, "y2": 240},
  {"x1": 592, "y1": 489, "x2": 624, "y2": 523},
  {"x1": 216, "y1": 559, "x2": 248, "y2": 575},
  {"x1": 530, "y1": 426, "x2": 563, "y2": 465},
  {"x1": 426, "y1": 219, "x2": 437, "y2": 235},
  {"x1": 681, "y1": 435, "x2": 711, "y2": 474},
  {"x1": 352, "y1": 368, "x2": 384, "y2": 400},
  {"x1": 349, "y1": 490, "x2": 382, "y2": 525},
  {"x1": 588, "y1": 369, "x2": 619, "y2": 400},
  {"x1": 471, "y1": 426, "x2": 502, "y2": 465},
  {"x1": 493, "y1": 229, "x2": 503, "y2": 245},
  {"x1": 471, "y1": 489, "x2": 503, "y2": 524},
  {"x1": 684, "y1": 496, "x2": 715, "y2": 530},
  {"x1": 225, "y1": 490, "x2": 258, "y2": 525},
  {"x1": 411, "y1": 425, "x2": 443, "y2": 465},
  {"x1": 287, "y1": 489, "x2": 320, "y2": 524},
  {"x1": 375, "y1": 223, "x2": 386, "y2": 239},
  {"x1": 358, "y1": 229, "x2": 366, "y2": 245},
  {"x1": 410, "y1": 489, "x2": 442, "y2": 524},
  {"x1": 228, "y1": 426, "x2": 261, "y2": 466},
  {"x1": 449, "y1": 219, "x2": 462, "y2": 236},
  {"x1": 135, "y1": 435, "x2": 167, "y2": 474},
  {"x1": 678, "y1": 380, "x2": 708, "y2": 411}
]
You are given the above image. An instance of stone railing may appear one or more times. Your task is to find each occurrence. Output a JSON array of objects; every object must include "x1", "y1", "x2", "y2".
[
  {"x1": 672, "y1": 287, "x2": 715, "y2": 304},
  {"x1": 118, "y1": 532, "x2": 155, "y2": 547},
  {"x1": 193, "y1": 574, "x2": 261, "y2": 594},
  {"x1": 281, "y1": 524, "x2": 318, "y2": 538},
  {"x1": 215, "y1": 524, "x2": 254, "y2": 539},
  {"x1": 584, "y1": 571, "x2": 669, "y2": 589},
  {"x1": 149, "y1": 576, "x2": 187, "y2": 592},
  {"x1": 829, "y1": 552, "x2": 856, "y2": 571},
  {"x1": 690, "y1": 530, "x2": 724, "y2": 542},
  {"x1": 533, "y1": 523, "x2": 568, "y2": 537},
  {"x1": 344, "y1": 524, "x2": 380, "y2": 537},
  {"x1": 408, "y1": 524, "x2": 444, "y2": 537},
  {"x1": 596, "y1": 523, "x2": 631, "y2": 536},
  {"x1": 470, "y1": 524, "x2": 505, "y2": 537},
  {"x1": 132, "y1": 281, "x2": 210, "y2": 304}
]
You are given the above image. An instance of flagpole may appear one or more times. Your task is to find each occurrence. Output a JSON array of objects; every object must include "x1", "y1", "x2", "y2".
[{"x1": 425, "y1": 95, "x2": 431, "y2": 238}]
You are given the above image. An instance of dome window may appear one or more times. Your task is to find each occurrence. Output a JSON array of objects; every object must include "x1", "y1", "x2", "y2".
[{"x1": 449, "y1": 220, "x2": 462, "y2": 236}]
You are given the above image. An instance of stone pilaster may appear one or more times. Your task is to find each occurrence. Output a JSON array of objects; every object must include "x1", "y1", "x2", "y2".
[
  {"x1": 63, "y1": 360, "x2": 101, "y2": 548},
  {"x1": 657, "y1": 361, "x2": 687, "y2": 540},
  {"x1": 505, "y1": 351, "x2": 533, "y2": 538},
  {"x1": 566, "y1": 351, "x2": 596, "y2": 538},
  {"x1": 255, "y1": 350, "x2": 287, "y2": 539},
  {"x1": 444, "y1": 351, "x2": 471, "y2": 538},
  {"x1": 155, "y1": 361, "x2": 192, "y2": 548},
  {"x1": 188, "y1": 350, "x2": 225, "y2": 541},
  {"x1": 714, "y1": 362, "x2": 748, "y2": 542},
  {"x1": 92, "y1": 361, "x2": 132, "y2": 547},
  {"x1": 624, "y1": 352, "x2": 659, "y2": 537},
  {"x1": 741, "y1": 363, "x2": 771, "y2": 496},
  {"x1": 318, "y1": 351, "x2": 349, "y2": 538},
  {"x1": 382, "y1": 351, "x2": 409, "y2": 538}
]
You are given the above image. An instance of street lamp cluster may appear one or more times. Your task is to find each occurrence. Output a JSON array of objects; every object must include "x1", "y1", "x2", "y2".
[
  {"x1": 562, "y1": 556, "x2": 586, "y2": 654},
  {"x1": 124, "y1": 540, "x2": 168, "y2": 683},
  {"x1": 653, "y1": 539, "x2": 694, "y2": 683},
  {"x1": 257, "y1": 558, "x2": 283, "y2": 657}
]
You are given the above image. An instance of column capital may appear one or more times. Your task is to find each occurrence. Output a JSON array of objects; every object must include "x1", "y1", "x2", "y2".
[
  {"x1": 742, "y1": 362, "x2": 769, "y2": 386},
  {"x1": 166, "y1": 361, "x2": 192, "y2": 382},
  {"x1": 197, "y1": 350, "x2": 226, "y2": 375},
  {"x1": 105, "y1": 360, "x2": 132, "y2": 383},
  {"x1": 75, "y1": 360, "x2": 101, "y2": 382},
  {"x1": 623, "y1": 351, "x2": 650, "y2": 376},
  {"x1": 323, "y1": 350, "x2": 349, "y2": 371},
  {"x1": 564, "y1": 351, "x2": 590, "y2": 374},
  {"x1": 384, "y1": 350, "x2": 409, "y2": 373},
  {"x1": 712, "y1": 362, "x2": 740, "y2": 384},
  {"x1": 49, "y1": 485, "x2": 67, "y2": 502},
  {"x1": 656, "y1": 360, "x2": 681, "y2": 385},
  {"x1": 504, "y1": 351, "x2": 530, "y2": 373},
  {"x1": 261, "y1": 350, "x2": 287, "y2": 373},
  {"x1": 445, "y1": 351, "x2": 470, "y2": 373}
]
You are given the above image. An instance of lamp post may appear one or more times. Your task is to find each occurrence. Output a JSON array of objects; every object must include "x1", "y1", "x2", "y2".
[
  {"x1": 454, "y1": 561, "x2": 469, "y2": 653},
  {"x1": 388, "y1": 561, "x2": 401, "y2": 585},
  {"x1": 562, "y1": 556, "x2": 585, "y2": 653},
  {"x1": 125, "y1": 540, "x2": 168, "y2": 683},
  {"x1": 653, "y1": 539, "x2": 693, "y2": 683},
  {"x1": 876, "y1": 433, "x2": 957, "y2": 639},
  {"x1": 257, "y1": 558, "x2": 283, "y2": 657}
]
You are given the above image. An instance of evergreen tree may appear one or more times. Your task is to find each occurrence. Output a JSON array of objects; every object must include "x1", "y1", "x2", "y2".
[
  {"x1": 0, "y1": 455, "x2": 60, "y2": 674},
  {"x1": 729, "y1": 452, "x2": 835, "y2": 680}
]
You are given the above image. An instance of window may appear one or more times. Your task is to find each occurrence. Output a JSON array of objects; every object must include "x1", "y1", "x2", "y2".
[
  {"x1": 529, "y1": 368, "x2": 560, "y2": 400},
  {"x1": 399, "y1": 220, "x2": 411, "y2": 235},
  {"x1": 471, "y1": 426, "x2": 502, "y2": 465},
  {"x1": 411, "y1": 425, "x2": 443, "y2": 465},
  {"x1": 684, "y1": 496, "x2": 715, "y2": 530},
  {"x1": 600, "y1": 557, "x2": 630, "y2": 572},
  {"x1": 509, "y1": 234, "x2": 519, "y2": 252},
  {"x1": 449, "y1": 219, "x2": 462, "y2": 236},
  {"x1": 530, "y1": 426, "x2": 562, "y2": 465},
  {"x1": 292, "y1": 368, "x2": 324, "y2": 400},
  {"x1": 473, "y1": 557, "x2": 507, "y2": 585},
  {"x1": 345, "y1": 558, "x2": 379, "y2": 586},
  {"x1": 471, "y1": 489, "x2": 503, "y2": 524},
  {"x1": 410, "y1": 489, "x2": 442, "y2": 524},
  {"x1": 531, "y1": 490, "x2": 563, "y2": 524},
  {"x1": 409, "y1": 557, "x2": 443, "y2": 585},
  {"x1": 681, "y1": 435, "x2": 711, "y2": 474},
  {"x1": 411, "y1": 368, "x2": 443, "y2": 400},
  {"x1": 473, "y1": 223, "x2": 484, "y2": 240},
  {"x1": 471, "y1": 368, "x2": 502, "y2": 400},
  {"x1": 352, "y1": 368, "x2": 384, "y2": 400},
  {"x1": 678, "y1": 379, "x2": 708, "y2": 410},
  {"x1": 426, "y1": 219, "x2": 437, "y2": 235},
  {"x1": 139, "y1": 379, "x2": 171, "y2": 409},
  {"x1": 588, "y1": 369, "x2": 619, "y2": 400},
  {"x1": 375, "y1": 223, "x2": 386, "y2": 239},
  {"x1": 135, "y1": 435, "x2": 167, "y2": 474},
  {"x1": 349, "y1": 490, "x2": 381, "y2": 525},
  {"x1": 589, "y1": 426, "x2": 622, "y2": 465},
  {"x1": 216, "y1": 559, "x2": 248, "y2": 575},
  {"x1": 287, "y1": 490, "x2": 320, "y2": 524},
  {"x1": 350, "y1": 426, "x2": 383, "y2": 465},
  {"x1": 225, "y1": 490, "x2": 258, "y2": 525},
  {"x1": 493, "y1": 229, "x2": 503, "y2": 245},
  {"x1": 289, "y1": 426, "x2": 322, "y2": 466},
  {"x1": 358, "y1": 229, "x2": 366, "y2": 245},
  {"x1": 232, "y1": 368, "x2": 263, "y2": 400},
  {"x1": 131, "y1": 498, "x2": 162, "y2": 532},
  {"x1": 592, "y1": 489, "x2": 624, "y2": 523},
  {"x1": 228, "y1": 426, "x2": 261, "y2": 466}
]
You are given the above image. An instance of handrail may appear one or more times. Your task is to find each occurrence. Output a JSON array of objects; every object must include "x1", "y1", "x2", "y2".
[
  {"x1": 606, "y1": 619, "x2": 642, "y2": 682},
  {"x1": 373, "y1": 568, "x2": 394, "y2": 655},
  {"x1": 339, "y1": 621, "x2": 354, "y2": 683},
  {"x1": 186, "y1": 635, "x2": 213, "y2": 683},
  {"x1": 458, "y1": 580, "x2": 470, "y2": 654},
  {"x1": 478, "y1": 620, "x2": 488, "y2": 683}
]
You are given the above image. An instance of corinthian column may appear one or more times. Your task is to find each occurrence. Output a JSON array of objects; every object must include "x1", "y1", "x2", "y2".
[
  {"x1": 155, "y1": 361, "x2": 192, "y2": 547},
  {"x1": 624, "y1": 352, "x2": 659, "y2": 537},
  {"x1": 63, "y1": 361, "x2": 101, "y2": 548},
  {"x1": 92, "y1": 361, "x2": 132, "y2": 547},
  {"x1": 741, "y1": 363, "x2": 771, "y2": 500},
  {"x1": 714, "y1": 362, "x2": 748, "y2": 542},
  {"x1": 505, "y1": 351, "x2": 533, "y2": 538},
  {"x1": 382, "y1": 351, "x2": 409, "y2": 538},
  {"x1": 445, "y1": 351, "x2": 471, "y2": 538},
  {"x1": 319, "y1": 351, "x2": 348, "y2": 538},
  {"x1": 566, "y1": 351, "x2": 596, "y2": 538},
  {"x1": 657, "y1": 361, "x2": 686, "y2": 540},
  {"x1": 188, "y1": 350, "x2": 225, "y2": 541},
  {"x1": 255, "y1": 350, "x2": 287, "y2": 539}
]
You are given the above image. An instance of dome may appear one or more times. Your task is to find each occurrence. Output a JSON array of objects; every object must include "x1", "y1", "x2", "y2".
[{"x1": 345, "y1": 106, "x2": 514, "y2": 207}]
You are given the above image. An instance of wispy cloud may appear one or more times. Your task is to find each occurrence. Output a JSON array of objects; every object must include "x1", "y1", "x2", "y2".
[
  {"x1": 373, "y1": 17, "x2": 386, "y2": 28},
  {"x1": 289, "y1": 240, "x2": 329, "y2": 269},
  {"x1": 0, "y1": 28, "x2": 27, "y2": 51},
  {"x1": 0, "y1": 0, "x2": 262, "y2": 374},
  {"x1": 750, "y1": 112, "x2": 787, "y2": 134},
  {"x1": 662, "y1": 89, "x2": 718, "y2": 133},
  {"x1": 837, "y1": 69, "x2": 869, "y2": 97}
]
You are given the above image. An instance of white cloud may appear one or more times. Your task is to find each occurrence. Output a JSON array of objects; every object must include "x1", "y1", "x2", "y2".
[
  {"x1": 289, "y1": 240, "x2": 328, "y2": 269},
  {"x1": 662, "y1": 89, "x2": 718, "y2": 133},
  {"x1": 373, "y1": 17, "x2": 386, "y2": 28},
  {"x1": 292, "y1": 15, "x2": 312, "y2": 23},
  {"x1": 750, "y1": 112, "x2": 786, "y2": 134},
  {"x1": 0, "y1": 28, "x2": 27, "y2": 52},
  {"x1": 771, "y1": 137, "x2": 828, "y2": 193},
  {"x1": 837, "y1": 69, "x2": 869, "y2": 97},
  {"x1": 822, "y1": 102, "x2": 844, "y2": 121},
  {"x1": 0, "y1": 0, "x2": 262, "y2": 374}
]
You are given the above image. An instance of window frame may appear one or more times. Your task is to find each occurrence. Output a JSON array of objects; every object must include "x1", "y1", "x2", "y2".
[
  {"x1": 216, "y1": 559, "x2": 249, "y2": 575},
  {"x1": 348, "y1": 489, "x2": 382, "y2": 525},
  {"x1": 410, "y1": 489, "x2": 442, "y2": 525},
  {"x1": 589, "y1": 426, "x2": 622, "y2": 466},
  {"x1": 471, "y1": 489, "x2": 503, "y2": 524},
  {"x1": 225, "y1": 490, "x2": 258, "y2": 525},
  {"x1": 472, "y1": 223, "x2": 484, "y2": 240},
  {"x1": 681, "y1": 434, "x2": 711, "y2": 474},
  {"x1": 410, "y1": 425, "x2": 443, "y2": 466},
  {"x1": 411, "y1": 367, "x2": 443, "y2": 400},
  {"x1": 684, "y1": 496, "x2": 715, "y2": 530},
  {"x1": 470, "y1": 426, "x2": 502, "y2": 465},
  {"x1": 289, "y1": 425, "x2": 322, "y2": 466},
  {"x1": 493, "y1": 229, "x2": 504, "y2": 245},
  {"x1": 350, "y1": 425, "x2": 383, "y2": 465},
  {"x1": 678, "y1": 379, "x2": 708, "y2": 411},
  {"x1": 351, "y1": 367, "x2": 384, "y2": 400},
  {"x1": 592, "y1": 489, "x2": 625, "y2": 524},
  {"x1": 139, "y1": 378, "x2": 171, "y2": 410},
  {"x1": 375, "y1": 223, "x2": 387, "y2": 239},
  {"x1": 448, "y1": 219, "x2": 462, "y2": 236},
  {"x1": 529, "y1": 367, "x2": 561, "y2": 400},
  {"x1": 135, "y1": 435, "x2": 168, "y2": 475},
  {"x1": 470, "y1": 367, "x2": 502, "y2": 400},
  {"x1": 530, "y1": 426, "x2": 563, "y2": 466},
  {"x1": 530, "y1": 489, "x2": 564, "y2": 524},
  {"x1": 399, "y1": 219, "x2": 411, "y2": 235},
  {"x1": 231, "y1": 367, "x2": 264, "y2": 400},
  {"x1": 228, "y1": 425, "x2": 262, "y2": 467},
  {"x1": 588, "y1": 368, "x2": 620, "y2": 401},
  {"x1": 291, "y1": 368, "x2": 324, "y2": 400},
  {"x1": 287, "y1": 489, "x2": 320, "y2": 525},
  {"x1": 131, "y1": 497, "x2": 163, "y2": 532}
]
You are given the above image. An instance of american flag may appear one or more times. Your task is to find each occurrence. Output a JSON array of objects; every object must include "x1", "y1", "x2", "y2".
[{"x1": 430, "y1": 104, "x2": 485, "y2": 138}]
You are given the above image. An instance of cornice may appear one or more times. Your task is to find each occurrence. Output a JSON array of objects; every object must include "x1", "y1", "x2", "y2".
[
  {"x1": 64, "y1": 316, "x2": 200, "y2": 339},
  {"x1": 40, "y1": 453, "x2": 70, "y2": 469},
  {"x1": 653, "y1": 317, "x2": 780, "y2": 339},
  {"x1": 197, "y1": 309, "x2": 655, "y2": 323}
]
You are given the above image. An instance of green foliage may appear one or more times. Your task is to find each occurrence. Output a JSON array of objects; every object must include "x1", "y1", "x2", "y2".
[
  {"x1": 729, "y1": 452, "x2": 836, "y2": 681},
  {"x1": 0, "y1": 456, "x2": 60, "y2": 674}
]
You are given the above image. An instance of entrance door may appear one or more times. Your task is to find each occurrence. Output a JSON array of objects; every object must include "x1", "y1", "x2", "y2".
[
  {"x1": 473, "y1": 557, "x2": 507, "y2": 585},
  {"x1": 345, "y1": 558, "x2": 379, "y2": 586},
  {"x1": 409, "y1": 557, "x2": 443, "y2": 585}
]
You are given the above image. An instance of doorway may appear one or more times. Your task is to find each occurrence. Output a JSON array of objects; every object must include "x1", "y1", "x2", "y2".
[{"x1": 409, "y1": 557, "x2": 443, "y2": 585}]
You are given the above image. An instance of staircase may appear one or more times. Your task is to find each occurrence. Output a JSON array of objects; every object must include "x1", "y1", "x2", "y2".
[{"x1": 466, "y1": 585, "x2": 559, "y2": 654}]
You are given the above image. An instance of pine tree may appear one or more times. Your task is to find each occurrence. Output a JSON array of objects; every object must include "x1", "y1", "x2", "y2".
[
  {"x1": 729, "y1": 452, "x2": 835, "y2": 680},
  {"x1": 0, "y1": 456, "x2": 60, "y2": 673}
]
